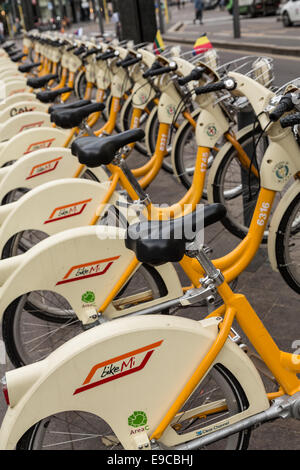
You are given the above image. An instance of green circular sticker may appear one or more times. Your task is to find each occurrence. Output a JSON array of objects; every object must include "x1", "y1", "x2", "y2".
[
  {"x1": 81, "y1": 291, "x2": 96, "y2": 303},
  {"x1": 128, "y1": 411, "x2": 148, "y2": 428}
]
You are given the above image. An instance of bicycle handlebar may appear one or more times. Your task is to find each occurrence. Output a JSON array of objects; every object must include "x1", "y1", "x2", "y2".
[
  {"x1": 73, "y1": 45, "x2": 86, "y2": 56},
  {"x1": 116, "y1": 55, "x2": 142, "y2": 68},
  {"x1": 96, "y1": 50, "x2": 118, "y2": 61},
  {"x1": 194, "y1": 78, "x2": 236, "y2": 95},
  {"x1": 280, "y1": 112, "x2": 300, "y2": 128},
  {"x1": 66, "y1": 44, "x2": 77, "y2": 52},
  {"x1": 143, "y1": 62, "x2": 177, "y2": 78},
  {"x1": 269, "y1": 94, "x2": 295, "y2": 122},
  {"x1": 82, "y1": 48, "x2": 99, "y2": 59},
  {"x1": 177, "y1": 67, "x2": 205, "y2": 86}
]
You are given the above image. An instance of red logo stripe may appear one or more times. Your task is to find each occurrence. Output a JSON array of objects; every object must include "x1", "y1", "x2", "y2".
[
  {"x1": 73, "y1": 350, "x2": 154, "y2": 395},
  {"x1": 26, "y1": 157, "x2": 62, "y2": 180}
]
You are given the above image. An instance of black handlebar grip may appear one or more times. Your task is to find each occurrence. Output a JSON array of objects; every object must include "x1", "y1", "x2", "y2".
[
  {"x1": 269, "y1": 95, "x2": 294, "y2": 122},
  {"x1": 119, "y1": 56, "x2": 142, "y2": 68},
  {"x1": 143, "y1": 64, "x2": 176, "y2": 78},
  {"x1": 280, "y1": 112, "x2": 300, "y2": 128},
  {"x1": 177, "y1": 67, "x2": 205, "y2": 86},
  {"x1": 142, "y1": 61, "x2": 162, "y2": 78},
  {"x1": 82, "y1": 48, "x2": 99, "y2": 59},
  {"x1": 97, "y1": 50, "x2": 117, "y2": 60},
  {"x1": 66, "y1": 45, "x2": 76, "y2": 51},
  {"x1": 73, "y1": 46, "x2": 86, "y2": 56},
  {"x1": 195, "y1": 81, "x2": 227, "y2": 95}
]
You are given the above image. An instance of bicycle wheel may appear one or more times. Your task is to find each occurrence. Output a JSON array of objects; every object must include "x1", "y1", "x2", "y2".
[
  {"x1": 172, "y1": 110, "x2": 216, "y2": 199},
  {"x1": 210, "y1": 128, "x2": 269, "y2": 241},
  {"x1": 17, "y1": 411, "x2": 124, "y2": 450},
  {"x1": 175, "y1": 364, "x2": 250, "y2": 449},
  {"x1": 2, "y1": 264, "x2": 168, "y2": 367},
  {"x1": 74, "y1": 69, "x2": 86, "y2": 99},
  {"x1": 275, "y1": 192, "x2": 300, "y2": 294},
  {"x1": 16, "y1": 364, "x2": 250, "y2": 450},
  {"x1": 121, "y1": 96, "x2": 155, "y2": 157},
  {"x1": 105, "y1": 93, "x2": 124, "y2": 134}
]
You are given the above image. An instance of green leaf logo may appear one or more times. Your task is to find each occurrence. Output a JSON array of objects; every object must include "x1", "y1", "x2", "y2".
[
  {"x1": 81, "y1": 291, "x2": 95, "y2": 303},
  {"x1": 128, "y1": 411, "x2": 147, "y2": 428}
]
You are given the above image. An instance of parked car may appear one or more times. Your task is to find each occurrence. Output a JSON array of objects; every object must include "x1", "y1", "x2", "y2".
[
  {"x1": 280, "y1": 0, "x2": 300, "y2": 25},
  {"x1": 227, "y1": 0, "x2": 280, "y2": 16}
]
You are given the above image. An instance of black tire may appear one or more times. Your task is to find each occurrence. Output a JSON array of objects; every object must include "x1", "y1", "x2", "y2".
[
  {"x1": 275, "y1": 192, "x2": 300, "y2": 294},
  {"x1": 210, "y1": 126, "x2": 269, "y2": 241},
  {"x1": 172, "y1": 108, "x2": 213, "y2": 196},
  {"x1": 74, "y1": 69, "x2": 87, "y2": 99},
  {"x1": 120, "y1": 97, "x2": 152, "y2": 157},
  {"x1": 249, "y1": 6, "x2": 256, "y2": 18},
  {"x1": 16, "y1": 363, "x2": 250, "y2": 450},
  {"x1": 282, "y1": 12, "x2": 293, "y2": 27},
  {"x1": 75, "y1": 71, "x2": 98, "y2": 101},
  {"x1": 2, "y1": 264, "x2": 168, "y2": 367}
]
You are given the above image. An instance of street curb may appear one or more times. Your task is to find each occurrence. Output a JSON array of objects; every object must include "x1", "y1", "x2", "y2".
[
  {"x1": 166, "y1": 21, "x2": 184, "y2": 33},
  {"x1": 164, "y1": 33, "x2": 300, "y2": 58}
]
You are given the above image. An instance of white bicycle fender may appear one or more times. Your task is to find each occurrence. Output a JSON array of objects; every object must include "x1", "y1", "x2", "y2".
[
  {"x1": 0, "y1": 111, "x2": 51, "y2": 142},
  {"x1": 0, "y1": 127, "x2": 68, "y2": 167},
  {"x1": 0, "y1": 100, "x2": 48, "y2": 122},
  {"x1": 0, "y1": 225, "x2": 182, "y2": 323},
  {"x1": 0, "y1": 93, "x2": 38, "y2": 112},
  {"x1": 0, "y1": 148, "x2": 90, "y2": 202},
  {"x1": 268, "y1": 179, "x2": 300, "y2": 271},
  {"x1": 0, "y1": 70, "x2": 21, "y2": 81},
  {"x1": 0, "y1": 179, "x2": 131, "y2": 254},
  {"x1": 0, "y1": 79, "x2": 31, "y2": 99},
  {"x1": 0, "y1": 314, "x2": 269, "y2": 449},
  {"x1": 0, "y1": 76, "x2": 26, "y2": 84}
]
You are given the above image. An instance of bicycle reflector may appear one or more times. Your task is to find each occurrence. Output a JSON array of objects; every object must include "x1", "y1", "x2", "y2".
[{"x1": 1, "y1": 376, "x2": 9, "y2": 406}]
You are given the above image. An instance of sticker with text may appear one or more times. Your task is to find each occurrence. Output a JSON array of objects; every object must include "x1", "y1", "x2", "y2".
[
  {"x1": 44, "y1": 198, "x2": 92, "y2": 224},
  {"x1": 73, "y1": 340, "x2": 163, "y2": 395},
  {"x1": 56, "y1": 256, "x2": 120, "y2": 286}
]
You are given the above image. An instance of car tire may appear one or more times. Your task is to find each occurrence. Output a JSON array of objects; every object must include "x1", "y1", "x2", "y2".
[{"x1": 283, "y1": 11, "x2": 293, "y2": 26}]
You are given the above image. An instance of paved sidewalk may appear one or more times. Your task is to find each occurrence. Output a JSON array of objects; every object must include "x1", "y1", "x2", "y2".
[
  {"x1": 164, "y1": 3, "x2": 300, "y2": 57},
  {"x1": 68, "y1": 4, "x2": 300, "y2": 58}
]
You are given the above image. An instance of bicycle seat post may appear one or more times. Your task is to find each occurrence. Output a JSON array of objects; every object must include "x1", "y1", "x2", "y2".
[{"x1": 78, "y1": 119, "x2": 94, "y2": 137}]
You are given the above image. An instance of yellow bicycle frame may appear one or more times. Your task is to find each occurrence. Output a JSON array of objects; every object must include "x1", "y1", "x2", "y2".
[{"x1": 150, "y1": 276, "x2": 300, "y2": 440}]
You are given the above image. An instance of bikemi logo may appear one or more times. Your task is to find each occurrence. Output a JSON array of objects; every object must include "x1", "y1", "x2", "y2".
[
  {"x1": 26, "y1": 156, "x2": 62, "y2": 180},
  {"x1": 44, "y1": 198, "x2": 92, "y2": 224},
  {"x1": 56, "y1": 256, "x2": 120, "y2": 286},
  {"x1": 24, "y1": 138, "x2": 56, "y2": 154},
  {"x1": 73, "y1": 340, "x2": 163, "y2": 395},
  {"x1": 19, "y1": 121, "x2": 44, "y2": 132}
]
